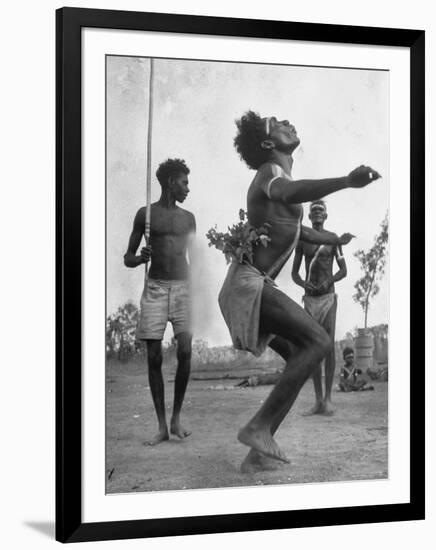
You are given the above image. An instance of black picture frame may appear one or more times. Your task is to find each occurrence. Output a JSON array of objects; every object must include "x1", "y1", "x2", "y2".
[{"x1": 56, "y1": 6, "x2": 425, "y2": 543}]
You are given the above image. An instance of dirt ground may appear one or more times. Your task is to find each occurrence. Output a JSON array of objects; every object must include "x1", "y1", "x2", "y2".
[{"x1": 106, "y1": 361, "x2": 388, "y2": 494}]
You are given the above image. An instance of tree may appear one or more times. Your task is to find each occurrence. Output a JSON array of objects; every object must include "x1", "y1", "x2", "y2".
[
  {"x1": 106, "y1": 301, "x2": 139, "y2": 360},
  {"x1": 353, "y1": 213, "x2": 389, "y2": 328}
]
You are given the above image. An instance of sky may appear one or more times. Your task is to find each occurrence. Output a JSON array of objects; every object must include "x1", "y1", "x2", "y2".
[{"x1": 106, "y1": 55, "x2": 389, "y2": 346}]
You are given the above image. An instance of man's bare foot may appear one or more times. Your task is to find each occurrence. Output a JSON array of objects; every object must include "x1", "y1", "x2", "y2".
[
  {"x1": 240, "y1": 448, "x2": 284, "y2": 473},
  {"x1": 237, "y1": 424, "x2": 289, "y2": 463},
  {"x1": 302, "y1": 402, "x2": 325, "y2": 416},
  {"x1": 322, "y1": 400, "x2": 335, "y2": 416},
  {"x1": 146, "y1": 428, "x2": 169, "y2": 446},
  {"x1": 170, "y1": 418, "x2": 191, "y2": 439}
]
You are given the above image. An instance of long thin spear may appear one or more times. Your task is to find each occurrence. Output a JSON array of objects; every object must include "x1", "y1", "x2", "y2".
[{"x1": 144, "y1": 58, "x2": 154, "y2": 286}]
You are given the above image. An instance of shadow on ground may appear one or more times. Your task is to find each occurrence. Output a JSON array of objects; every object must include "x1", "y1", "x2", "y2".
[{"x1": 24, "y1": 521, "x2": 54, "y2": 538}]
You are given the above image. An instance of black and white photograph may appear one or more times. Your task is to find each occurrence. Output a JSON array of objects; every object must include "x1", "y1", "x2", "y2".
[
  {"x1": 105, "y1": 54, "x2": 389, "y2": 494},
  {"x1": 1, "y1": 0, "x2": 431, "y2": 547}
]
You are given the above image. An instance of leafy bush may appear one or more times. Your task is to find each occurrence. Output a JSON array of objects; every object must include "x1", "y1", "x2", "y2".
[{"x1": 206, "y1": 209, "x2": 271, "y2": 264}]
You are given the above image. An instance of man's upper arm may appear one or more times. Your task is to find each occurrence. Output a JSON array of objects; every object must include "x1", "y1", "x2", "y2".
[
  {"x1": 126, "y1": 208, "x2": 145, "y2": 254},
  {"x1": 334, "y1": 244, "x2": 346, "y2": 268}
]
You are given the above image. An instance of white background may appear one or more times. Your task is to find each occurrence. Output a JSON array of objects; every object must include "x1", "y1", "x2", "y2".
[{"x1": 0, "y1": 0, "x2": 433, "y2": 548}]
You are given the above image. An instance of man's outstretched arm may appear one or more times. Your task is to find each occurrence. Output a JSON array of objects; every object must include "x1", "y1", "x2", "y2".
[
  {"x1": 268, "y1": 165, "x2": 381, "y2": 205},
  {"x1": 300, "y1": 226, "x2": 355, "y2": 247}
]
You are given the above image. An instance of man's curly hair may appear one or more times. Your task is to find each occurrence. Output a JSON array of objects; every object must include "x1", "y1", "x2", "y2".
[
  {"x1": 156, "y1": 158, "x2": 190, "y2": 187},
  {"x1": 234, "y1": 110, "x2": 271, "y2": 170}
]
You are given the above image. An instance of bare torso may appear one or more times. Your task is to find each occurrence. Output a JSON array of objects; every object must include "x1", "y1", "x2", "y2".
[
  {"x1": 137, "y1": 203, "x2": 195, "y2": 280},
  {"x1": 300, "y1": 240, "x2": 337, "y2": 296},
  {"x1": 247, "y1": 164, "x2": 303, "y2": 275}
]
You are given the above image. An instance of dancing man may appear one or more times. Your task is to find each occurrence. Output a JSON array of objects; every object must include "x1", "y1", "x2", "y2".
[
  {"x1": 124, "y1": 158, "x2": 196, "y2": 445},
  {"x1": 292, "y1": 200, "x2": 347, "y2": 415},
  {"x1": 218, "y1": 111, "x2": 380, "y2": 471}
]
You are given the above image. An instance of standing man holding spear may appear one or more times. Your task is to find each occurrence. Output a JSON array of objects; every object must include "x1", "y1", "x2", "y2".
[{"x1": 124, "y1": 59, "x2": 197, "y2": 445}]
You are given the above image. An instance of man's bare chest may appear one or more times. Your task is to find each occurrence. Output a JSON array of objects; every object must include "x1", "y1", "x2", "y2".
[
  {"x1": 150, "y1": 209, "x2": 191, "y2": 237},
  {"x1": 303, "y1": 243, "x2": 334, "y2": 262}
]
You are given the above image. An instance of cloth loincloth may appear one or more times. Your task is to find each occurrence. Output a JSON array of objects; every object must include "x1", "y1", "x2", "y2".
[
  {"x1": 218, "y1": 262, "x2": 275, "y2": 357},
  {"x1": 136, "y1": 278, "x2": 191, "y2": 340},
  {"x1": 303, "y1": 293, "x2": 337, "y2": 326}
]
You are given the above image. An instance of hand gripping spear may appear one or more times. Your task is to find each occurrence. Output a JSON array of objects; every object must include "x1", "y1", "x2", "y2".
[{"x1": 144, "y1": 58, "x2": 154, "y2": 294}]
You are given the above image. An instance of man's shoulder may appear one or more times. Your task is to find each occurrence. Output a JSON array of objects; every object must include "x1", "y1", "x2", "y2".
[
  {"x1": 176, "y1": 206, "x2": 196, "y2": 220},
  {"x1": 176, "y1": 205, "x2": 193, "y2": 214},
  {"x1": 136, "y1": 204, "x2": 164, "y2": 220},
  {"x1": 133, "y1": 206, "x2": 147, "y2": 226},
  {"x1": 249, "y1": 163, "x2": 286, "y2": 202},
  {"x1": 137, "y1": 204, "x2": 162, "y2": 216}
]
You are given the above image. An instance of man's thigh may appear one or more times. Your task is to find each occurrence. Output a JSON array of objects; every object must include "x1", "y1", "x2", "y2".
[
  {"x1": 137, "y1": 281, "x2": 169, "y2": 340},
  {"x1": 269, "y1": 335, "x2": 298, "y2": 361},
  {"x1": 260, "y1": 283, "x2": 328, "y2": 348},
  {"x1": 169, "y1": 283, "x2": 191, "y2": 337},
  {"x1": 322, "y1": 296, "x2": 338, "y2": 338}
]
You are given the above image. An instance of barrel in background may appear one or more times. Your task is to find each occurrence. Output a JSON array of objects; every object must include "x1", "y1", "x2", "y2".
[{"x1": 354, "y1": 328, "x2": 374, "y2": 370}]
